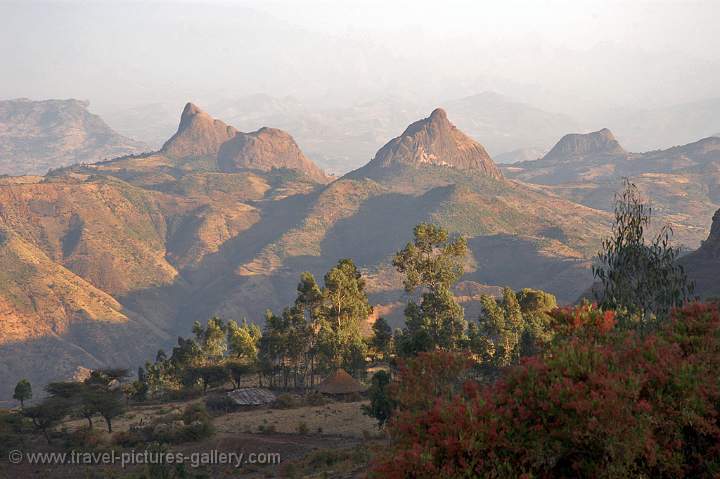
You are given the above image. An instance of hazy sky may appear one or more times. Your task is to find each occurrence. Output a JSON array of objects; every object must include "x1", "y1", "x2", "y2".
[{"x1": 1, "y1": 0, "x2": 719, "y2": 117}]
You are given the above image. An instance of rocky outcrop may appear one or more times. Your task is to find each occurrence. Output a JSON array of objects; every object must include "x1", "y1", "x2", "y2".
[
  {"x1": 542, "y1": 128, "x2": 626, "y2": 162},
  {"x1": 217, "y1": 127, "x2": 329, "y2": 183},
  {"x1": 161, "y1": 102, "x2": 238, "y2": 159},
  {"x1": 681, "y1": 209, "x2": 720, "y2": 298},
  {"x1": 160, "y1": 103, "x2": 329, "y2": 182},
  {"x1": 355, "y1": 108, "x2": 502, "y2": 179}
]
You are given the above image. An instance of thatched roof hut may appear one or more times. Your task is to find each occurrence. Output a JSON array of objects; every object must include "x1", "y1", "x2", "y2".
[
  {"x1": 316, "y1": 369, "x2": 367, "y2": 395},
  {"x1": 227, "y1": 388, "x2": 276, "y2": 406}
]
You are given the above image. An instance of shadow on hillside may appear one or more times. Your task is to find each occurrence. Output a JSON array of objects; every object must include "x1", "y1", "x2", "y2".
[
  {"x1": 319, "y1": 186, "x2": 454, "y2": 265},
  {"x1": 119, "y1": 190, "x2": 317, "y2": 339},
  {"x1": 465, "y1": 235, "x2": 593, "y2": 304},
  {"x1": 0, "y1": 316, "x2": 165, "y2": 403}
]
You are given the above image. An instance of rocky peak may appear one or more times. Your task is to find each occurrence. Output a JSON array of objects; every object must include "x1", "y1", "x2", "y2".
[
  {"x1": 161, "y1": 102, "x2": 238, "y2": 159},
  {"x1": 543, "y1": 128, "x2": 626, "y2": 162},
  {"x1": 217, "y1": 126, "x2": 329, "y2": 183},
  {"x1": 705, "y1": 209, "x2": 720, "y2": 251},
  {"x1": 690, "y1": 208, "x2": 720, "y2": 260},
  {"x1": 358, "y1": 108, "x2": 502, "y2": 178},
  {"x1": 681, "y1": 208, "x2": 720, "y2": 297}
]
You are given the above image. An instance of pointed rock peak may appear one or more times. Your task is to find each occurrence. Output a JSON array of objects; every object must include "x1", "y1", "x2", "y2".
[
  {"x1": 356, "y1": 109, "x2": 502, "y2": 179},
  {"x1": 182, "y1": 102, "x2": 202, "y2": 118},
  {"x1": 543, "y1": 128, "x2": 625, "y2": 162},
  {"x1": 693, "y1": 208, "x2": 720, "y2": 260},
  {"x1": 429, "y1": 107, "x2": 448, "y2": 122},
  {"x1": 217, "y1": 127, "x2": 330, "y2": 183},
  {"x1": 161, "y1": 102, "x2": 238, "y2": 159}
]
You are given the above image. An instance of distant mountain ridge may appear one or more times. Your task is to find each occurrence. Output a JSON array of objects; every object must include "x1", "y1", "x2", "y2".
[
  {"x1": 442, "y1": 92, "x2": 579, "y2": 156},
  {"x1": 102, "y1": 91, "x2": 582, "y2": 174},
  {"x1": 0, "y1": 98, "x2": 146, "y2": 175},
  {"x1": 600, "y1": 97, "x2": 720, "y2": 152},
  {"x1": 542, "y1": 128, "x2": 626, "y2": 162},
  {"x1": 503, "y1": 130, "x2": 720, "y2": 248}
]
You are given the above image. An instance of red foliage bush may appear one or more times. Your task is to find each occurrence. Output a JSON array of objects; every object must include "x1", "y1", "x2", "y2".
[{"x1": 371, "y1": 303, "x2": 720, "y2": 479}]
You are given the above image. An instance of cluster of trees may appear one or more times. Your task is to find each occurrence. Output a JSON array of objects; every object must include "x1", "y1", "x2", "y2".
[
  {"x1": 135, "y1": 317, "x2": 261, "y2": 399},
  {"x1": 134, "y1": 258, "x2": 377, "y2": 397},
  {"x1": 17, "y1": 369, "x2": 127, "y2": 442},
  {"x1": 258, "y1": 260, "x2": 373, "y2": 388},
  {"x1": 392, "y1": 223, "x2": 558, "y2": 361}
]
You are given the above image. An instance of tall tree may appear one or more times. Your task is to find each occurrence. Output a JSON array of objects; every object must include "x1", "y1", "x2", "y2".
[
  {"x1": 318, "y1": 259, "x2": 372, "y2": 374},
  {"x1": 393, "y1": 223, "x2": 468, "y2": 354},
  {"x1": 84, "y1": 389, "x2": 125, "y2": 433},
  {"x1": 362, "y1": 370, "x2": 396, "y2": 429},
  {"x1": 227, "y1": 319, "x2": 261, "y2": 362},
  {"x1": 371, "y1": 317, "x2": 393, "y2": 361},
  {"x1": 322, "y1": 259, "x2": 373, "y2": 333},
  {"x1": 259, "y1": 262, "x2": 373, "y2": 387},
  {"x1": 295, "y1": 272, "x2": 323, "y2": 386},
  {"x1": 593, "y1": 179, "x2": 695, "y2": 331},
  {"x1": 13, "y1": 379, "x2": 32, "y2": 408},
  {"x1": 193, "y1": 317, "x2": 228, "y2": 363}
]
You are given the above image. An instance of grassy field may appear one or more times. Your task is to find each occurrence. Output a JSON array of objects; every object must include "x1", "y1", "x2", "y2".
[{"x1": 1, "y1": 393, "x2": 383, "y2": 478}]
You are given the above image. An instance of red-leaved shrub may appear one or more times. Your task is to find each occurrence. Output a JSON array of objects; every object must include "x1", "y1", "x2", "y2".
[{"x1": 371, "y1": 303, "x2": 720, "y2": 479}]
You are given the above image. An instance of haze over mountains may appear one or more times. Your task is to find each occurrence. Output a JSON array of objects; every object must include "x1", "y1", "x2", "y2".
[
  {"x1": 0, "y1": 99, "x2": 146, "y2": 175},
  {"x1": 101, "y1": 92, "x2": 578, "y2": 174},
  {"x1": 99, "y1": 91, "x2": 720, "y2": 175}
]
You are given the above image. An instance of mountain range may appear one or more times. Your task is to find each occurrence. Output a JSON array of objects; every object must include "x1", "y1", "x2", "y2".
[
  {"x1": 100, "y1": 92, "x2": 581, "y2": 174},
  {"x1": 503, "y1": 129, "x2": 720, "y2": 249},
  {"x1": 0, "y1": 103, "x2": 612, "y2": 400},
  {"x1": 1, "y1": 99, "x2": 719, "y2": 402},
  {"x1": 98, "y1": 92, "x2": 720, "y2": 176},
  {"x1": 0, "y1": 99, "x2": 147, "y2": 176}
]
